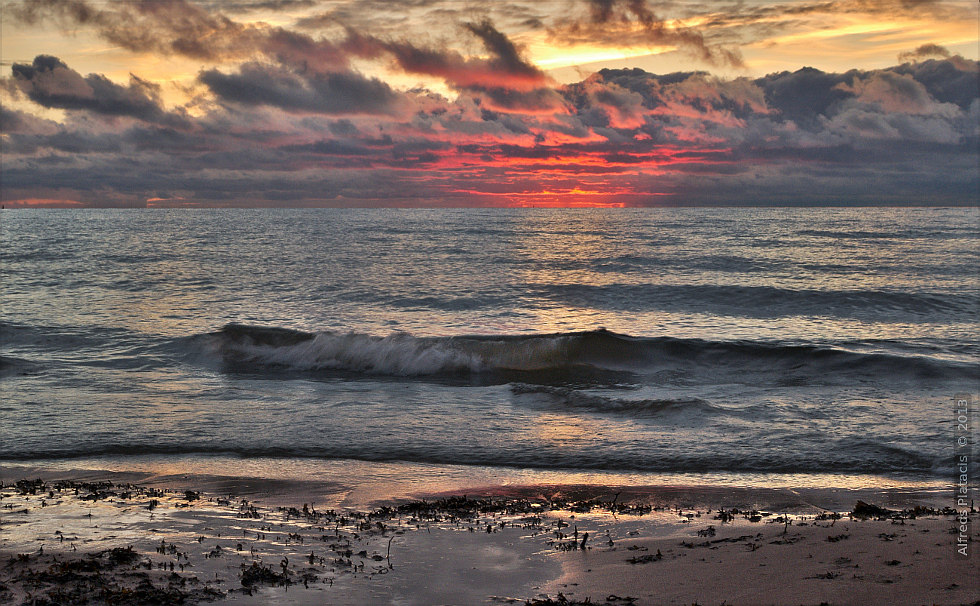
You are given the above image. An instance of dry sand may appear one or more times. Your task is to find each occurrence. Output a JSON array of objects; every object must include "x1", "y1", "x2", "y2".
[{"x1": 1, "y1": 476, "x2": 977, "y2": 605}]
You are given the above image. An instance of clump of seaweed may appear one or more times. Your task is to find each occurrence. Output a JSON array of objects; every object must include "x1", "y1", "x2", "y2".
[
  {"x1": 4, "y1": 551, "x2": 222, "y2": 605},
  {"x1": 239, "y1": 561, "x2": 290, "y2": 588},
  {"x1": 851, "y1": 501, "x2": 892, "y2": 519},
  {"x1": 525, "y1": 594, "x2": 638, "y2": 605},
  {"x1": 102, "y1": 546, "x2": 143, "y2": 567}
]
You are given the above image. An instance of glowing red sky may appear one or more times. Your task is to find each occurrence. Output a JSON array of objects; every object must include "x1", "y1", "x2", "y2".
[{"x1": 1, "y1": 0, "x2": 977, "y2": 207}]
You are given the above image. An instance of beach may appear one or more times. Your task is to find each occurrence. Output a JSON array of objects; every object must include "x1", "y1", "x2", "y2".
[
  {"x1": 2, "y1": 467, "x2": 977, "y2": 606},
  {"x1": 2, "y1": 0, "x2": 979, "y2": 600}
]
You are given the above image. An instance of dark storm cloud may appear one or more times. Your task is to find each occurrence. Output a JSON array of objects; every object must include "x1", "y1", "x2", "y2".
[
  {"x1": 756, "y1": 67, "x2": 853, "y2": 129},
  {"x1": 343, "y1": 20, "x2": 549, "y2": 94},
  {"x1": 4, "y1": 129, "x2": 125, "y2": 155},
  {"x1": 0, "y1": 106, "x2": 58, "y2": 134},
  {"x1": 671, "y1": 139, "x2": 979, "y2": 206},
  {"x1": 338, "y1": 20, "x2": 564, "y2": 113},
  {"x1": 756, "y1": 60, "x2": 978, "y2": 137},
  {"x1": 10, "y1": 55, "x2": 189, "y2": 126},
  {"x1": 588, "y1": 0, "x2": 616, "y2": 23},
  {"x1": 462, "y1": 19, "x2": 541, "y2": 80},
  {"x1": 469, "y1": 86, "x2": 568, "y2": 114},
  {"x1": 892, "y1": 59, "x2": 980, "y2": 109},
  {"x1": 324, "y1": 119, "x2": 359, "y2": 135},
  {"x1": 199, "y1": 61, "x2": 410, "y2": 115}
]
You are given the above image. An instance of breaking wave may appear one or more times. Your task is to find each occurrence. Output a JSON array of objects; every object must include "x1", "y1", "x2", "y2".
[
  {"x1": 191, "y1": 324, "x2": 634, "y2": 377},
  {"x1": 185, "y1": 323, "x2": 976, "y2": 383}
]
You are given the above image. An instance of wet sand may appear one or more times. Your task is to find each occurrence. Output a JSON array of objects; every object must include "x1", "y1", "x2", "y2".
[{"x1": 1, "y1": 474, "x2": 977, "y2": 605}]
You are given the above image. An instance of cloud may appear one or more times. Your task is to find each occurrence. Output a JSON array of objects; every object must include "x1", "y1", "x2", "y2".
[
  {"x1": 10, "y1": 55, "x2": 188, "y2": 126},
  {"x1": 8, "y1": 0, "x2": 351, "y2": 72},
  {"x1": 463, "y1": 19, "x2": 542, "y2": 81},
  {"x1": 692, "y1": 0, "x2": 974, "y2": 44},
  {"x1": 343, "y1": 20, "x2": 549, "y2": 93},
  {"x1": 820, "y1": 69, "x2": 967, "y2": 144},
  {"x1": 756, "y1": 67, "x2": 853, "y2": 130},
  {"x1": 566, "y1": 74, "x2": 649, "y2": 128},
  {"x1": 893, "y1": 57, "x2": 980, "y2": 109},
  {"x1": 898, "y1": 43, "x2": 952, "y2": 63},
  {"x1": 0, "y1": 106, "x2": 60, "y2": 136},
  {"x1": 199, "y1": 61, "x2": 412, "y2": 116},
  {"x1": 549, "y1": 0, "x2": 744, "y2": 68},
  {"x1": 836, "y1": 70, "x2": 953, "y2": 115},
  {"x1": 197, "y1": 0, "x2": 317, "y2": 14},
  {"x1": 3, "y1": 47, "x2": 977, "y2": 206},
  {"x1": 338, "y1": 20, "x2": 567, "y2": 114}
]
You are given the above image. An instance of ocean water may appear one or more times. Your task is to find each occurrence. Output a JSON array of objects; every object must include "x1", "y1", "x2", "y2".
[{"x1": 1, "y1": 208, "x2": 977, "y2": 493}]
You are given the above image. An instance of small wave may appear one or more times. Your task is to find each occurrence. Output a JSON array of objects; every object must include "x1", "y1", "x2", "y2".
[
  {"x1": 819, "y1": 437, "x2": 941, "y2": 473},
  {"x1": 0, "y1": 440, "x2": 943, "y2": 475},
  {"x1": 590, "y1": 254, "x2": 784, "y2": 275},
  {"x1": 510, "y1": 383, "x2": 717, "y2": 417},
  {"x1": 0, "y1": 355, "x2": 44, "y2": 379},
  {"x1": 536, "y1": 283, "x2": 974, "y2": 320},
  {"x1": 0, "y1": 321, "x2": 136, "y2": 351},
  {"x1": 796, "y1": 229, "x2": 902, "y2": 240},
  {"x1": 383, "y1": 294, "x2": 512, "y2": 311}
]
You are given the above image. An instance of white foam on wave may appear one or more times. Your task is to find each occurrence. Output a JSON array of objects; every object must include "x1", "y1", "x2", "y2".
[
  {"x1": 449, "y1": 334, "x2": 582, "y2": 370},
  {"x1": 196, "y1": 324, "x2": 977, "y2": 382},
  {"x1": 211, "y1": 329, "x2": 595, "y2": 375},
  {"x1": 225, "y1": 332, "x2": 483, "y2": 375}
]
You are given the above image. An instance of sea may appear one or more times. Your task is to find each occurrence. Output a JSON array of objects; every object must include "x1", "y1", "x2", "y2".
[{"x1": 2, "y1": 207, "x2": 977, "y2": 504}]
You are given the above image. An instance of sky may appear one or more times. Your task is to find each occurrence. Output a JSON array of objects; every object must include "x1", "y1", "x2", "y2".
[{"x1": 0, "y1": 0, "x2": 978, "y2": 207}]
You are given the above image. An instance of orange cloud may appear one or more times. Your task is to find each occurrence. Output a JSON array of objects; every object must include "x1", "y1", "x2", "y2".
[{"x1": 3, "y1": 198, "x2": 87, "y2": 208}]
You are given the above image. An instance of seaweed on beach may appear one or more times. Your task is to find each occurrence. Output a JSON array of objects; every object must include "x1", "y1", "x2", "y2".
[
  {"x1": 849, "y1": 501, "x2": 962, "y2": 520},
  {"x1": 14, "y1": 479, "x2": 45, "y2": 495},
  {"x1": 525, "y1": 593, "x2": 593, "y2": 605},
  {"x1": 526, "y1": 593, "x2": 639, "y2": 605},
  {"x1": 391, "y1": 495, "x2": 539, "y2": 522},
  {"x1": 3, "y1": 552, "x2": 223, "y2": 605},
  {"x1": 103, "y1": 546, "x2": 143, "y2": 567},
  {"x1": 851, "y1": 500, "x2": 893, "y2": 519},
  {"x1": 239, "y1": 561, "x2": 290, "y2": 588},
  {"x1": 626, "y1": 551, "x2": 662, "y2": 564},
  {"x1": 6, "y1": 477, "x2": 975, "y2": 606}
]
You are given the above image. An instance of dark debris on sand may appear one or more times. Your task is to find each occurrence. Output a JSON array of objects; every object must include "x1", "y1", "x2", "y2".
[
  {"x1": 4, "y1": 478, "x2": 973, "y2": 606},
  {"x1": 527, "y1": 592, "x2": 638, "y2": 605},
  {"x1": 239, "y1": 561, "x2": 290, "y2": 589},
  {"x1": 850, "y1": 500, "x2": 959, "y2": 520},
  {"x1": 3, "y1": 549, "x2": 223, "y2": 606}
]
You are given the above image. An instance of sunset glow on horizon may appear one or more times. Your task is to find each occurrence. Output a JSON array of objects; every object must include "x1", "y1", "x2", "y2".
[{"x1": 1, "y1": 0, "x2": 977, "y2": 208}]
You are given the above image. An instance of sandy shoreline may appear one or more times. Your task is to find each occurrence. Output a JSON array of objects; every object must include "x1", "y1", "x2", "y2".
[{"x1": 1, "y1": 473, "x2": 977, "y2": 605}]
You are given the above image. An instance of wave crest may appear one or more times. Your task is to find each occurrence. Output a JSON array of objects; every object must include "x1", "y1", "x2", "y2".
[
  {"x1": 206, "y1": 324, "x2": 481, "y2": 375},
  {"x1": 189, "y1": 323, "x2": 975, "y2": 382}
]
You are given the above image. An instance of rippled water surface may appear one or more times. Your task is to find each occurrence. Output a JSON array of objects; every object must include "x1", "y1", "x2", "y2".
[{"x1": 2, "y1": 208, "x2": 977, "y2": 483}]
